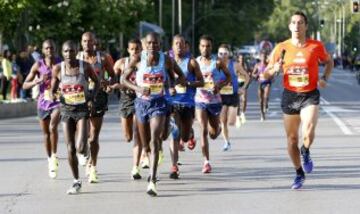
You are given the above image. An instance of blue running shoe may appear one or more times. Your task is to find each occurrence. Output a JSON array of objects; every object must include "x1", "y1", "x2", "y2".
[
  {"x1": 291, "y1": 174, "x2": 305, "y2": 190},
  {"x1": 170, "y1": 118, "x2": 179, "y2": 140},
  {"x1": 301, "y1": 148, "x2": 313, "y2": 173},
  {"x1": 222, "y1": 142, "x2": 231, "y2": 151}
]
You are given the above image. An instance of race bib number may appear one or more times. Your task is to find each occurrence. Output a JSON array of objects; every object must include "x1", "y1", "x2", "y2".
[
  {"x1": 44, "y1": 89, "x2": 60, "y2": 101},
  {"x1": 287, "y1": 66, "x2": 309, "y2": 88},
  {"x1": 143, "y1": 73, "x2": 164, "y2": 95},
  {"x1": 62, "y1": 84, "x2": 86, "y2": 105},
  {"x1": 220, "y1": 85, "x2": 233, "y2": 95},
  {"x1": 202, "y1": 72, "x2": 215, "y2": 90},
  {"x1": 288, "y1": 75, "x2": 309, "y2": 87},
  {"x1": 175, "y1": 84, "x2": 187, "y2": 94},
  {"x1": 238, "y1": 77, "x2": 245, "y2": 83}
]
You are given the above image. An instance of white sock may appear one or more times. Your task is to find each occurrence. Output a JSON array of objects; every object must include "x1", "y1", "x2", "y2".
[{"x1": 204, "y1": 160, "x2": 210, "y2": 165}]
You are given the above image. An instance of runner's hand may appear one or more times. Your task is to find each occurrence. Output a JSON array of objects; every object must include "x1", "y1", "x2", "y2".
[
  {"x1": 318, "y1": 78, "x2": 327, "y2": 88},
  {"x1": 212, "y1": 84, "x2": 220, "y2": 94},
  {"x1": 87, "y1": 100, "x2": 95, "y2": 115},
  {"x1": 139, "y1": 87, "x2": 150, "y2": 96}
]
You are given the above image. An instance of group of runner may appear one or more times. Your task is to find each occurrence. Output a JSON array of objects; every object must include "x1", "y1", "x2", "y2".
[{"x1": 23, "y1": 10, "x2": 333, "y2": 196}]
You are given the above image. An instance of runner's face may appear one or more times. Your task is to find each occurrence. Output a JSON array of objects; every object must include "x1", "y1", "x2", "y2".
[
  {"x1": 146, "y1": 36, "x2": 160, "y2": 54},
  {"x1": 81, "y1": 34, "x2": 95, "y2": 52},
  {"x1": 199, "y1": 39, "x2": 212, "y2": 57},
  {"x1": 289, "y1": 15, "x2": 307, "y2": 38},
  {"x1": 260, "y1": 53, "x2": 267, "y2": 62},
  {"x1": 127, "y1": 43, "x2": 141, "y2": 58},
  {"x1": 172, "y1": 37, "x2": 185, "y2": 56},
  {"x1": 62, "y1": 45, "x2": 76, "y2": 61},
  {"x1": 218, "y1": 47, "x2": 229, "y2": 60},
  {"x1": 42, "y1": 42, "x2": 55, "y2": 58}
]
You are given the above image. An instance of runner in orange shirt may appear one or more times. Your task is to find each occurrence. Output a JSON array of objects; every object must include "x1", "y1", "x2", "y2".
[{"x1": 264, "y1": 11, "x2": 333, "y2": 189}]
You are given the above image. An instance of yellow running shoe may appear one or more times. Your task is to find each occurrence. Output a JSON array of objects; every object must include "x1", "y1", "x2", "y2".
[
  {"x1": 88, "y1": 166, "x2": 98, "y2": 183},
  {"x1": 158, "y1": 150, "x2": 164, "y2": 166},
  {"x1": 48, "y1": 155, "x2": 58, "y2": 179},
  {"x1": 131, "y1": 166, "x2": 142, "y2": 180}
]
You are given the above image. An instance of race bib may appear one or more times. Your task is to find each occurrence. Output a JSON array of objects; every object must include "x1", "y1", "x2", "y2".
[
  {"x1": 202, "y1": 72, "x2": 215, "y2": 90},
  {"x1": 44, "y1": 89, "x2": 60, "y2": 101},
  {"x1": 143, "y1": 73, "x2": 164, "y2": 95},
  {"x1": 238, "y1": 77, "x2": 245, "y2": 83},
  {"x1": 220, "y1": 85, "x2": 233, "y2": 95},
  {"x1": 288, "y1": 75, "x2": 309, "y2": 87},
  {"x1": 287, "y1": 66, "x2": 309, "y2": 88},
  {"x1": 62, "y1": 84, "x2": 86, "y2": 105},
  {"x1": 175, "y1": 84, "x2": 187, "y2": 94}
]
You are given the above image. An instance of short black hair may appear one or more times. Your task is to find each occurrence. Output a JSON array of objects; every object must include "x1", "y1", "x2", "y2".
[
  {"x1": 128, "y1": 38, "x2": 141, "y2": 47},
  {"x1": 62, "y1": 40, "x2": 77, "y2": 51},
  {"x1": 199, "y1": 35, "x2": 213, "y2": 44},
  {"x1": 292, "y1": 11, "x2": 308, "y2": 25},
  {"x1": 146, "y1": 32, "x2": 160, "y2": 41}
]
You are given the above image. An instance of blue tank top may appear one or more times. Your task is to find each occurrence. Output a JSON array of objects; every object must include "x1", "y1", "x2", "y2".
[
  {"x1": 170, "y1": 56, "x2": 196, "y2": 106},
  {"x1": 195, "y1": 55, "x2": 222, "y2": 104},
  {"x1": 136, "y1": 52, "x2": 166, "y2": 100},
  {"x1": 219, "y1": 60, "x2": 238, "y2": 95}
]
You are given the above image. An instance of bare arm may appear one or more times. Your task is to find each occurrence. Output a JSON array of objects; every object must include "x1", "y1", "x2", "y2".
[
  {"x1": 102, "y1": 53, "x2": 116, "y2": 80},
  {"x1": 22, "y1": 62, "x2": 41, "y2": 90},
  {"x1": 85, "y1": 63, "x2": 99, "y2": 99},
  {"x1": 251, "y1": 64, "x2": 260, "y2": 79},
  {"x1": 166, "y1": 56, "x2": 186, "y2": 87},
  {"x1": 110, "y1": 58, "x2": 125, "y2": 89},
  {"x1": 319, "y1": 54, "x2": 334, "y2": 88},
  {"x1": 188, "y1": 58, "x2": 204, "y2": 88},
  {"x1": 50, "y1": 64, "x2": 61, "y2": 100},
  {"x1": 121, "y1": 58, "x2": 149, "y2": 95}
]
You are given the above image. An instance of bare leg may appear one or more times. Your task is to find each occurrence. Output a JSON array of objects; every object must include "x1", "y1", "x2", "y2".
[
  {"x1": 149, "y1": 115, "x2": 166, "y2": 182},
  {"x1": 88, "y1": 116, "x2": 103, "y2": 166},
  {"x1": 63, "y1": 119, "x2": 79, "y2": 179},
  {"x1": 283, "y1": 114, "x2": 301, "y2": 169},
  {"x1": 196, "y1": 109, "x2": 210, "y2": 161},
  {"x1": 49, "y1": 108, "x2": 61, "y2": 155},
  {"x1": 39, "y1": 118, "x2": 51, "y2": 158}
]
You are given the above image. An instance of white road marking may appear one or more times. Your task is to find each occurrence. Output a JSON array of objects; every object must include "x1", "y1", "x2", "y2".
[{"x1": 320, "y1": 97, "x2": 353, "y2": 135}]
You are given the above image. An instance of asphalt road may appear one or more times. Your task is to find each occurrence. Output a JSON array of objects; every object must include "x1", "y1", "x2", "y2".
[{"x1": 1, "y1": 68, "x2": 360, "y2": 214}]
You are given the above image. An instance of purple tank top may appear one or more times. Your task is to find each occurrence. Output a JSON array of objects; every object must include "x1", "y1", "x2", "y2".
[
  {"x1": 37, "y1": 58, "x2": 61, "y2": 111},
  {"x1": 258, "y1": 63, "x2": 270, "y2": 83}
]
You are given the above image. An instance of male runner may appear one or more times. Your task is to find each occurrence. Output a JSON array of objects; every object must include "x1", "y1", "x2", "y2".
[{"x1": 264, "y1": 11, "x2": 333, "y2": 189}]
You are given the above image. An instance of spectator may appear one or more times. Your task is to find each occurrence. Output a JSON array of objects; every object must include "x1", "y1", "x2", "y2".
[
  {"x1": 11, "y1": 53, "x2": 21, "y2": 101},
  {"x1": 1, "y1": 50, "x2": 12, "y2": 100},
  {"x1": 17, "y1": 50, "x2": 34, "y2": 99}
]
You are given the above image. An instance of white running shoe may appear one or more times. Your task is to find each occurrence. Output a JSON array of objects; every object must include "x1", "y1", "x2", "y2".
[
  {"x1": 78, "y1": 154, "x2": 87, "y2": 166},
  {"x1": 240, "y1": 112, "x2": 246, "y2": 124},
  {"x1": 146, "y1": 181, "x2": 157, "y2": 196},
  {"x1": 66, "y1": 181, "x2": 82, "y2": 195}
]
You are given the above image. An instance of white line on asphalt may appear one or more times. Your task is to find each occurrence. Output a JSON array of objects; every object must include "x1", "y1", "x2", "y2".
[{"x1": 320, "y1": 97, "x2": 353, "y2": 135}]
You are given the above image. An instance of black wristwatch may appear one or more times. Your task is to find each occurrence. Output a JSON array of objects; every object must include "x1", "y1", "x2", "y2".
[{"x1": 321, "y1": 75, "x2": 328, "y2": 82}]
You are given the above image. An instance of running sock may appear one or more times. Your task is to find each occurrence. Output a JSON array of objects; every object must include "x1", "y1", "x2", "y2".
[
  {"x1": 296, "y1": 167, "x2": 305, "y2": 177},
  {"x1": 301, "y1": 145, "x2": 310, "y2": 154},
  {"x1": 204, "y1": 160, "x2": 210, "y2": 165}
]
